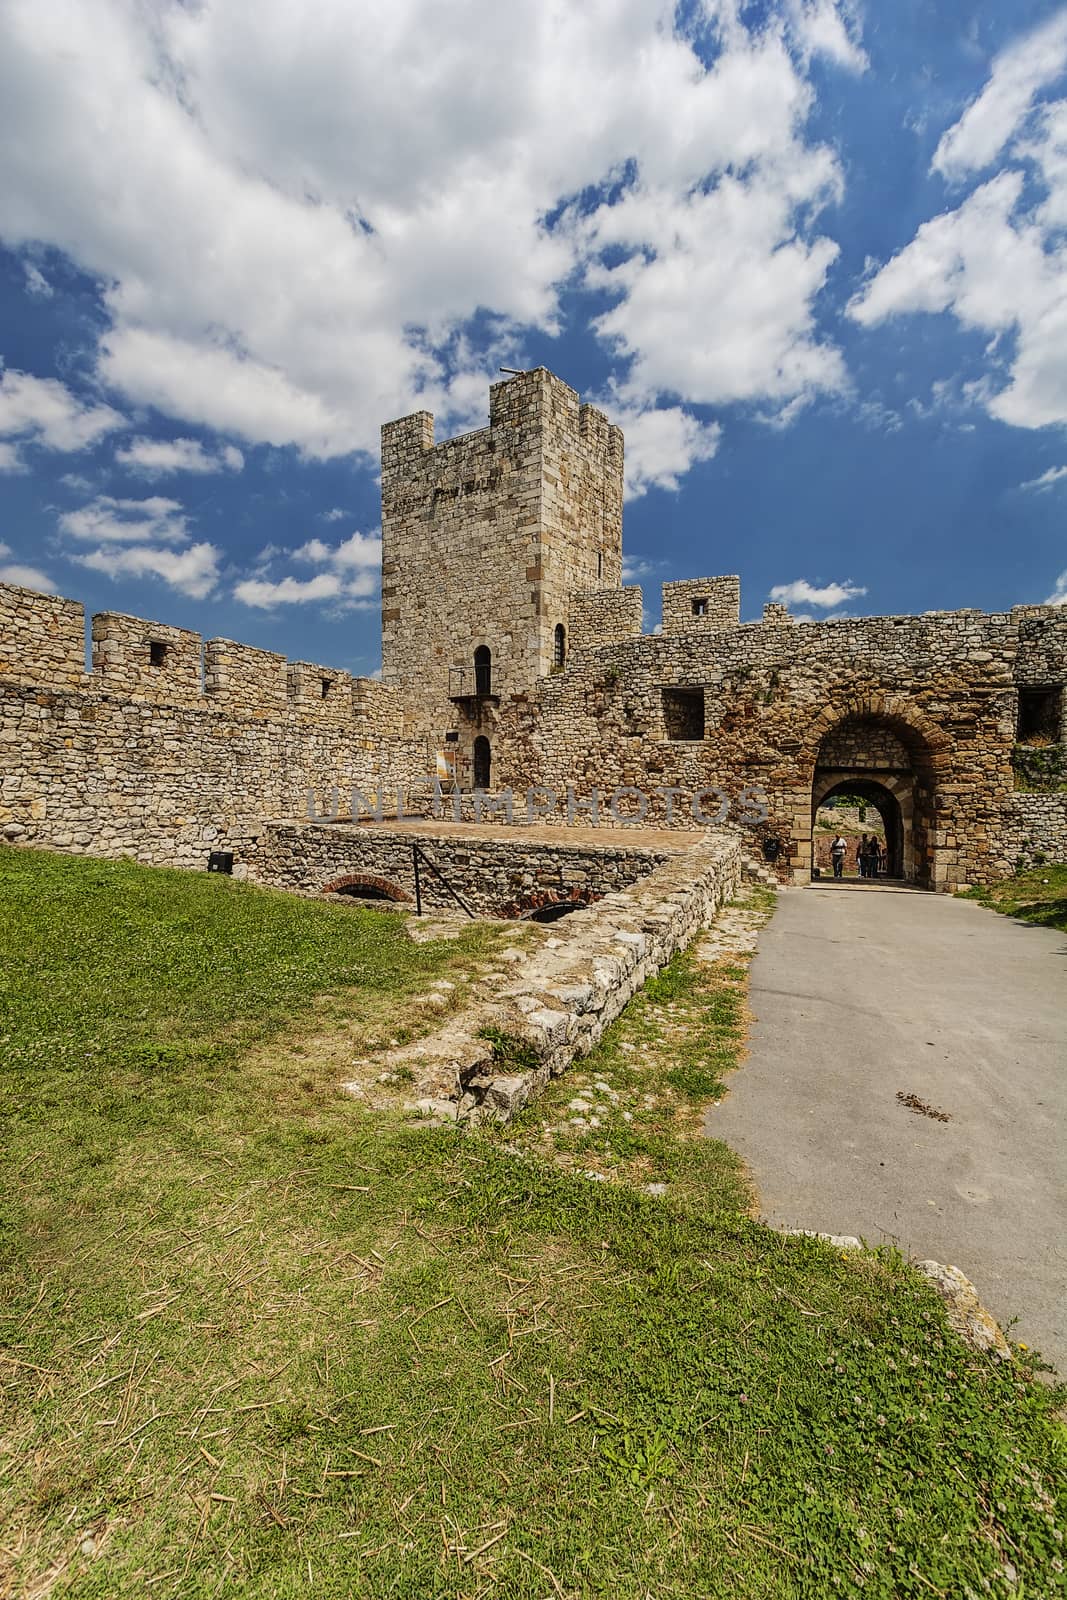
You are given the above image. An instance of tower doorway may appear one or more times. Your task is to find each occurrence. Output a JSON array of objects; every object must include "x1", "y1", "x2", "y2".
[{"x1": 473, "y1": 735, "x2": 491, "y2": 790}]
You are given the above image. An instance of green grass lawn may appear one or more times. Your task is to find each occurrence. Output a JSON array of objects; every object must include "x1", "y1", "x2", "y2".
[
  {"x1": 1, "y1": 848, "x2": 1064, "y2": 1599},
  {"x1": 960, "y1": 863, "x2": 1067, "y2": 933}
]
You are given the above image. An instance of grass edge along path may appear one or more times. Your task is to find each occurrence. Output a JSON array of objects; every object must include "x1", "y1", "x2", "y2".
[
  {"x1": 1, "y1": 850, "x2": 1064, "y2": 1599},
  {"x1": 959, "y1": 862, "x2": 1067, "y2": 933}
]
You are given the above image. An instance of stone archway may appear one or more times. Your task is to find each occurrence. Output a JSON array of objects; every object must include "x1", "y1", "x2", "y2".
[
  {"x1": 805, "y1": 708, "x2": 942, "y2": 888},
  {"x1": 322, "y1": 873, "x2": 411, "y2": 904},
  {"x1": 813, "y1": 776, "x2": 905, "y2": 879}
]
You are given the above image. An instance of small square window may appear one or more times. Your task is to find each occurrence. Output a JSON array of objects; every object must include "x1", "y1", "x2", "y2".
[
  {"x1": 692, "y1": 597, "x2": 708, "y2": 618},
  {"x1": 148, "y1": 640, "x2": 168, "y2": 667},
  {"x1": 1017, "y1": 685, "x2": 1061, "y2": 742},
  {"x1": 662, "y1": 686, "x2": 704, "y2": 741}
]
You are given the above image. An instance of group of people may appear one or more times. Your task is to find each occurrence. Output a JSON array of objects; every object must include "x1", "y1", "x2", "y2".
[{"x1": 829, "y1": 832, "x2": 886, "y2": 879}]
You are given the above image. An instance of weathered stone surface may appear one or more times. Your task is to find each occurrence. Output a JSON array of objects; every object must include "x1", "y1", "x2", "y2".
[
  {"x1": 0, "y1": 367, "x2": 1064, "y2": 890},
  {"x1": 915, "y1": 1260, "x2": 1013, "y2": 1360}
]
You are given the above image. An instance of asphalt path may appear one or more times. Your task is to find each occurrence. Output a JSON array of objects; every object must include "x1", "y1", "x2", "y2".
[{"x1": 707, "y1": 881, "x2": 1066, "y2": 1371}]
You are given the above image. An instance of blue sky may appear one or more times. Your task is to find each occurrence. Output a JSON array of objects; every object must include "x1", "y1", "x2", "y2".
[{"x1": 1, "y1": 0, "x2": 1066, "y2": 675}]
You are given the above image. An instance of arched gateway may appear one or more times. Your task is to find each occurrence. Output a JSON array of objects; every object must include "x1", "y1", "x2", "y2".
[{"x1": 806, "y1": 706, "x2": 946, "y2": 888}]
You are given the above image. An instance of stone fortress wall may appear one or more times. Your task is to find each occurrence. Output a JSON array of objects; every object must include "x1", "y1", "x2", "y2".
[
  {"x1": 2, "y1": 366, "x2": 1066, "y2": 894},
  {"x1": 471, "y1": 599, "x2": 1067, "y2": 888},
  {"x1": 0, "y1": 581, "x2": 425, "y2": 869}
]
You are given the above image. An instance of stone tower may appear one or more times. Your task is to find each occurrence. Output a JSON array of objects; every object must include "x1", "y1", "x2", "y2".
[{"x1": 379, "y1": 368, "x2": 624, "y2": 726}]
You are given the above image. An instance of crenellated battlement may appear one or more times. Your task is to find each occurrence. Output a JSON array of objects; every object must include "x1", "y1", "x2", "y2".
[
  {"x1": 0, "y1": 583, "x2": 88, "y2": 691},
  {"x1": 0, "y1": 579, "x2": 385, "y2": 722},
  {"x1": 379, "y1": 369, "x2": 624, "y2": 716},
  {"x1": 661, "y1": 577, "x2": 741, "y2": 635}
]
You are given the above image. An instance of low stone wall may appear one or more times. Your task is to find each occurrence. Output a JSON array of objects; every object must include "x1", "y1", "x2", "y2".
[
  {"x1": 245, "y1": 821, "x2": 674, "y2": 918},
  {"x1": 360, "y1": 829, "x2": 744, "y2": 1121},
  {"x1": 1001, "y1": 792, "x2": 1067, "y2": 867}
]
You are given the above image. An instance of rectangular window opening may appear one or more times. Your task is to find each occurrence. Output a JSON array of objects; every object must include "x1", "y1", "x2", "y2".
[
  {"x1": 662, "y1": 685, "x2": 705, "y2": 741},
  {"x1": 596, "y1": 551, "x2": 603, "y2": 580},
  {"x1": 321, "y1": 677, "x2": 332, "y2": 699},
  {"x1": 692, "y1": 597, "x2": 709, "y2": 617},
  {"x1": 1017, "y1": 685, "x2": 1062, "y2": 743},
  {"x1": 149, "y1": 639, "x2": 168, "y2": 668}
]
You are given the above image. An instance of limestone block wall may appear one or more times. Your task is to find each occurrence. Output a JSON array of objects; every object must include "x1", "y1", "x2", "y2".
[
  {"x1": 0, "y1": 580, "x2": 428, "y2": 871},
  {"x1": 0, "y1": 583, "x2": 86, "y2": 690},
  {"x1": 245, "y1": 821, "x2": 673, "y2": 918},
  {"x1": 568, "y1": 587, "x2": 644, "y2": 653},
  {"x1": 92, "y1": 612, "x2": 203, "y2": 705},
  {"x1": 661, "y1": 576, "x2": 740, "y2": 634},
  {"x1": 203, "y1": 639, "x2": 289, "y2": 718}
]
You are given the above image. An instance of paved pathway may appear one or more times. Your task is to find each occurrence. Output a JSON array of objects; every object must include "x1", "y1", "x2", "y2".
[{"x1": 707, "y1": 882, "x2": 1066, "y2": 1371}]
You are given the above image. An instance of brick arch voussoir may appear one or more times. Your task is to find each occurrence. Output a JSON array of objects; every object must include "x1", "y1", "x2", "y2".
[
  {"x1": 322, "y1": 873, "x2": 412, "y2": 903},
  {"x1": 500, "y1": 886, "x2": 602, "y2": 921},
  {"x1": 802, "y1": 696, "x2": 952, "y2": 778}
]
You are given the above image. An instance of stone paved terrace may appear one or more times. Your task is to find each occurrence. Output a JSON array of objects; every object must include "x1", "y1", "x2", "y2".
[{"x1": 320, "y1": 816, "x2": 697, "y2": 852}]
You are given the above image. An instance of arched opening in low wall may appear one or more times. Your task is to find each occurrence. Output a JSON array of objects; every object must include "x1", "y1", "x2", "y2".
[
  {"x1": 322, "y1": 873, "x2": 412, "y2": 905},
  {"x1": 501, "y1": 886, "x2": 601, "y2": 921}
]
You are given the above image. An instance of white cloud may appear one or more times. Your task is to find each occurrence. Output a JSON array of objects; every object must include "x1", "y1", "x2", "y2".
[
  {"x1": 851, "y1": 15, "x2": 1067, "y2": 433},
  {"x1": 56, "y1": 491, "x2": 220, "y2": 598},
  {"x1": 1020, "y1": 464, "x2": 1067, "y2": 491},
  {"x1": 621, "y1": 556, "x2": 665, "y2": 582},
  {"x1": 321, "y1": 507, "x2": 347, "y2": 522},
  {"x1": 115, "y1": 436, "x2": 244, "y2": 476},
  {"x1": 58, "y1": 495, "x2": 188, "y2": 545},
  {"x1": 606, "y1": 404, "x2": 722, "y2": 498},
  {"x1": 932, "y1": 10, "x2": 1067, "y2": 180},
  {"x1": 0, "y1": 560, "x2": 58, "y2": 592},
  {"x1": 0, "y1": 366, "x2": 124, "y2": 466},
  {"x1": 234, "y1": 527, "x2": 381, "y2": 609},
  {"x1": 0, "y1": 440, "x2": 25, "y2": 473},
  {"x1": 22, "y1": 260, "x2": 52, "y2": 297},
  {"x1": 233, "y1": 571, "x2": 346, "y2": 608},
  {"x1": 292, "y1": 530, "x2": 382, "y2": 571},
  {"x1": 785, "y1": 1, "x2": 868, "y2": 74},
  {"x1": 74, "y1": 542, "x2": 220, "y2": 600},
  {"x1": 1046, "y1": 569, "x2": 1067, "y2": 604},
  {"x1": 769, "y1": 577, "x2": 867, "y2": 608},
  {"x1": 0, "y1": 0, "x2": 860, "y2": 476}
]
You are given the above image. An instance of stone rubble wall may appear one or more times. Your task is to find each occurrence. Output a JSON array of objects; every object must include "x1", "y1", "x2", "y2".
[
  {"x1": 366, "y1": 830, "x2": 743, "y2": 1122},
  {"x1": 0, "y1": 579, "x2": 427, "y2": 869},
  {"x1": 245, "y1": 821, "x2": 674, "y2": 918},
  {"x1": 1001, "y1": 793, "x2": 1067, "y2": 865},
  {"x1": 661, "y1": 576, "x2": 740, "y2": 634},
  {"x1": 468, "y1": 604, "x2": 1067, "y2": 889},
  {"x1": 92, "y1": 612, "x2": 203, "y2": 706},
  {"x1": 568, "y1": 586, "x2": 643, "y2": 654},
  {"x1": 0, "y1": 583, "x2": 87, "y2": 690}
]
